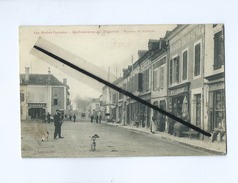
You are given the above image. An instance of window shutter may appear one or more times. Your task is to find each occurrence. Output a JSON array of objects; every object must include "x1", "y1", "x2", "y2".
[
  {"x1": 214, "y1": 31, "x2": 224, "y2": 70},
  {"x1": 169, "y1": 59, "x2": 172, "y2": 84},
  {"x1": 153, "y1": 70, "x2": 157, "y2": 91},
  {"x1": 160, "y1": 67, "x2": 164, "y2": 89},
  {"x1": 129, "y1": 78, "x2": 132, "y2": 92},
  {"x1": 183, "y1": 51, "x2": 187, "y2": 80},
  {"x1": 176, "y1": 56, "x2": 180, "y2": 82},
  {"x1": 138, "y1": 73, "x2": 143, "y2": 92},
  {"x1": 135, "y1": 74, "x2": 138, "y2": 91},
  {"x1": 146, "y1": 69, "x2": 149, "y2": 91},
  {"x1": 133, "y1": 75, "x2": 136, "y2": 92},
  {"x1": 195, "y1": 43, "x2": 201, "y2": 76}
]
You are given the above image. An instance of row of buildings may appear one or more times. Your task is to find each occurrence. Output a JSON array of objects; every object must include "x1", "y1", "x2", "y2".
[
  {"x1": 20, "y1": 67, "x2": 72, "y2": 121},
  {"x1": 100, "y1": 24, "x2": 225, "y2": 138}
]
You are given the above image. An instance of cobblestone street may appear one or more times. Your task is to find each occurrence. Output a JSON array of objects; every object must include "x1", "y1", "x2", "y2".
[{"x1": 21, "y1": 120, "x2": 211, "y2": 158}]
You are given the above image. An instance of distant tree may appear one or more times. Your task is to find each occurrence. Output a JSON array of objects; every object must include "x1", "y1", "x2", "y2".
[{"x1": 74, "y1": 95, "x2": 91, "y2": 113}]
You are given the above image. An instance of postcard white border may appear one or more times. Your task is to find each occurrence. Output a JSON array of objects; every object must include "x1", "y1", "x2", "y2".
[{"x1": 0, "y1": 0, "x2": 237, "y2": 183}]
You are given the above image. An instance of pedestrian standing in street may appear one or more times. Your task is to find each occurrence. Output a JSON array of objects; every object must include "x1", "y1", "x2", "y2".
[
  {"x1": 165, "y1": 117, "x2": 169, "y2": 133},
  {"x1": 73, "y1": 114, "x2": 76, "y2": 122},
  {"x1": 69, "y1": 115, "x2": 72, "y2": 121},
  {"x1": 99, "y1": 115, "x2": 102, "y2": 123},
  {"x1": 151, "y1": 115, "x2": 157, "y2": 134},
  {"x1": 54, "y1": 109, "x2": 64, "y2": 140},
  {"x1": 90, "y1": 115, "x2": 94, "y2": 123},
  {"x1": 96, "y1": 115, "x2": 99, "y2": 123},
  {"x1": 47, "y1": 112, "x2": 51, "y2": 123}
]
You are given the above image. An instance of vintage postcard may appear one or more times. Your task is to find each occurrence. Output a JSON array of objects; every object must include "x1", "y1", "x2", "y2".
[{"x1": 19, "y1": 24, "x2": 226, "y2": 158}]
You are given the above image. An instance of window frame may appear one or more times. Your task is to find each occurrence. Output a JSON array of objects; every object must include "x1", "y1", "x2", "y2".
[
  {"x1": 193, "y1": 40, "x2": 202, "y2": 79},
  {"x1": 54, "y1": 99, "x2": 58, "y2": 105},
  {"x1": 159, "y1": 66, "x2": 165, "y2": 89},
  {"x1": 170, "y1": 54, "x2": 179, "y2": 85},
  {"x1": 182, "y1": 48, "x2": 189, "y2": 81},
  {"x1": 214, "y1": 30, "x2": 224, "y2": 70}
]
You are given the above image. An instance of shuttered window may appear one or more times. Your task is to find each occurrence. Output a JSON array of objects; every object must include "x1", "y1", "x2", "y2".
[
  {"x1": 175, "y1": 56, "x2": 180, "y2": 82},
  {"x1": 138, "y1": 73, "x2": 143, "y2": 92},
  {"x1": 182, "y1": 51, "x2": 188, "y2": 80},
  {"x1": 169, "y1": 59, "x2": 172, "y2": 85},
  {"x1": 160, "y1": 67, "x2": 164, "y2": 89},
  {"x1": 153, "y1": 70, "x2": 158, "y2": 91},
  {"x1": 214, "y1": 31, "x2": 224, "y2": 70},
  {"x1": 194, "y1": 43, "x2": 201, "y2": 76}
]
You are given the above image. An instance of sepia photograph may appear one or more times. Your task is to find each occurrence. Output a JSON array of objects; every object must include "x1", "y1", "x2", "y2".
[{"x1": 19, "y1": 24, "x2": 226, "y2": 158}]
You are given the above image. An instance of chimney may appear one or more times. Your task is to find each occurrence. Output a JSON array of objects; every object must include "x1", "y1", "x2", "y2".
[
  {"x1": 48, "y1": 67, "x2": 51, "y2": 74},
  {"x1": 138, "y1": 50, "x2": 147, "y2": 59},
  {"x1": 148, "y1": 39, "x2": 160, "y2": 51},
  {"x1": 123, "y1": 68, "x2": 128, "y2": 78},
  {"x1": 63, "y1": 78, "x2": 67, "y2": 85},
  {"x1": 25, "y1": 67, "x2": 29, "y2": 83},
  {"x1": 47, "y1": 67, "x2": 51, "y2": 85}
]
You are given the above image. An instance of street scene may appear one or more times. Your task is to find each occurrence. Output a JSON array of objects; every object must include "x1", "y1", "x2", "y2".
[
  {"x1": 21, "y1": 119, "x2": 213, "y2": 158},
  {"x1": 19, "y1": 24, "x2": 226, "y2": 157}
]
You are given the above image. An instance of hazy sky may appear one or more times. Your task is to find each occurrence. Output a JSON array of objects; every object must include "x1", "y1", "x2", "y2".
[{"x1": 19, "y1": 25, "x2": 176, "y2": 108}]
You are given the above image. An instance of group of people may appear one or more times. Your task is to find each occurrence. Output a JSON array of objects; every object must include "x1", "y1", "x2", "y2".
[
  {"x1": 67, "y1": 114, "x2": 76, "y2": 122},
  {"x1": 90, "y1": 115, "x2": 102, "y2": 123}
]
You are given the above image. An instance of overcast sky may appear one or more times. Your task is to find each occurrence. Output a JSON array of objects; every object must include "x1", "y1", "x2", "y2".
[{"x1": 19, "y1": 25, "x2": 176, "y2": 109}]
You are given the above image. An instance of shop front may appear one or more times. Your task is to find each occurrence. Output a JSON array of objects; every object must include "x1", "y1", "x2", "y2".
[
  {"x1": 28, "y1": 103, "x2": 47, "y2": 120},
  {"x1": 127, "y1": 100, "x2": 139, "y2": 125},
  {"x1": 168, "y1": 83, "x2": 190, "y2": 134},
  {"x1": 138, "y1": 94, "x2": 151, "y2": 128},
  {"x1": 138, "y1": 100, "x2": 151, "y2": 128},
  {"x1": 206, "y1": 74, "x2": 225, "y2": 132}
]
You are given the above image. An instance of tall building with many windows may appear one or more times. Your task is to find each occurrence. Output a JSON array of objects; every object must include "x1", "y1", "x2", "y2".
[
  {"x1": 100, "y1": 24, "x2": 226, "y2": 141},
  {"x1": 167, "y1": 25, "x2": 206, "y2": 135},
  {"x1": 204, "y1": 24, "x2": 225, "y2": 133}
]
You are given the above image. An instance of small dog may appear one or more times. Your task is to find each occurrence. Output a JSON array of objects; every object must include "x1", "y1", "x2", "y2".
[
  {"x1": 41, "y1": 131, "x2": 49, "y2": 141},
  {"x1": 90, "y1": 134, "x2": 99, "y2": 151}
]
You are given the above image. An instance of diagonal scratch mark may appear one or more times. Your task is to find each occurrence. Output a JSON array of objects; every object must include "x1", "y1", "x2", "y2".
[{"x1": 33, "y1": 45, "x2": 211, "y2": 137}]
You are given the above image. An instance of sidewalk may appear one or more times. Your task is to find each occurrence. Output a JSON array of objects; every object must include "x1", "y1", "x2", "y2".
[{"x1": 104, "y1": 121, "x2": 226, "y2": 155}]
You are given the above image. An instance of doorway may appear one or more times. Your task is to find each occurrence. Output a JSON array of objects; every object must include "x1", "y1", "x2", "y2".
[{"x1": 28, "y1": 108, "x2": 46, "y2": 120}]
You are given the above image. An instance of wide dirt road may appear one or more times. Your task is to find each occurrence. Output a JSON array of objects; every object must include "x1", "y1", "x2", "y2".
[{"x1": 21, "y1": 120, "x2": 211, "y2": 158}]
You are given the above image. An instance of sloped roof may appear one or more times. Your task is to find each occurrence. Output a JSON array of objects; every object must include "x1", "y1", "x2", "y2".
[
  {"x1": 148, "y1": 39, "x2": 160, "y2": 43},
  {"x1": 112, "y1": 77, "x2": 123, "y2": 85},
  {"x1": 20, "y1": 74, "x2": 66, "y2": 86}
]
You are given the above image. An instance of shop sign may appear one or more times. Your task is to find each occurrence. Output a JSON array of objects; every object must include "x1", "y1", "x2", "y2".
[
  {"x1": 153, "y1": 57, "x2": 166, "y2": 69},
  {"x1": 28, "y1": 103, "x2": 46, "y2": 108},
  {"x1": 169, "y1": 86, "x2": 188, "y2": 96},
  {"x1": 170, "y1": 25, "x2": 204, "y2": 52}
]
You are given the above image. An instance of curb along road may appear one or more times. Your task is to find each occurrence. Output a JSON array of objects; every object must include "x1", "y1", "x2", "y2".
[{"x1": 106, "y1": 122, "x2": 225, "y2": 155}]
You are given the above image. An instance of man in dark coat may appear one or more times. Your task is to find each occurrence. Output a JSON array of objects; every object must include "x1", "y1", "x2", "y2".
[
  {"x1": 73, "y1": 114, "x2": 76, "y2": 122},
  {"x1": 90, "y1": 115, "x2": 94, "y2": 123},
  {"x1": 99, "y1": 115, "x2": 102, "y2": 124},
  {"x1": 54, "y1": 109, "x2": 64, "y2": 139}
]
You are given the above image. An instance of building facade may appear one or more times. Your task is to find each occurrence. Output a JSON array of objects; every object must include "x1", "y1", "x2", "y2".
[
  {"x1": 204, "y1": 24, "x2": 225, "y2": 133},
  {"x1": 20, "y1": 67, "x2": 70, "y2": 121},
  {"x1": 150, "y1": 38, "x2": 168, "y2": 132},
  {"x1": 87, "y1": 98, "x2": 101, "y2": 118},
  {"x1": 100, "y1": 24, "x2": 226, "y2": 141},
  {"x1": 166, "y1": 25, "x2": 206, "y2": 136}
]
